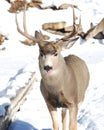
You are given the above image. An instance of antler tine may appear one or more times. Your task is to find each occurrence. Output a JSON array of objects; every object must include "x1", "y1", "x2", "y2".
[
  {"x1": 72, "y1": 6, "x2": 83, "y2": 36},
  {"x1": 15, "y1": 3, "x2": 38, "y2": 43},
  {"x1": 23, "y1": 4, "x2": 28, "y2": 34},
  {"x1": 72, "y1": 6, "x2": 76, "y2": 27},
  {"x1": 60, "y1": 7, "x2": 78, "y2": 41}
]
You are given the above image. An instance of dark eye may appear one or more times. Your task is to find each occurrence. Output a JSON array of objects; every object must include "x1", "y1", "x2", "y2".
[
  {"x1": 40, "y1": 52, "x2": 44, "y2": 57},
  {"x1": 54, "y1": 53, "x2": 58, "y2": 56}
]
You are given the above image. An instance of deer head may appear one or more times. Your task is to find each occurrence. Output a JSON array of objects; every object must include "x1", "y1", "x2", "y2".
[{"x1": 34, "y1": 32, "x2": 78, "y2": 78}]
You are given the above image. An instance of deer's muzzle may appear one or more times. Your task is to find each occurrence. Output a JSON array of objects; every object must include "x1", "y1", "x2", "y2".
[{"x1": 44, "y1": 65, "x2": 53, "y2": 72}]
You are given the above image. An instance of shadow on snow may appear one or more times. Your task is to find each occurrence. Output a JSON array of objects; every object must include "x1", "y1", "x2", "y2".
[{"x1": 8, "y1": 120, "x2": 52, "y2": 130}]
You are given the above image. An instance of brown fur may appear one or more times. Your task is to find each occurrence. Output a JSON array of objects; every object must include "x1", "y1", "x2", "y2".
[{"x1": 39, "y1": 42, "x2": 58, "y2": 55}]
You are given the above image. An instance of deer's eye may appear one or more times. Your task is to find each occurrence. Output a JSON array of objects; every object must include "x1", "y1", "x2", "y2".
[
  {"x1": 51, "y1": 50, "x2": 58, "y2": 56},
  {"x1": 40, "y1": 52, "x2": 44, "y2": 57},
  {"x1": 54, "y1": 52, "x2": 58, "y2": 56}
]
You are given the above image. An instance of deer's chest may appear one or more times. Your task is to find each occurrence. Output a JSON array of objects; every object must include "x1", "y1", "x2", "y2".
[
  {"x1": 42, "y1": 75, "x2": 68, "y2": 108},
  {"x1": 48, "y1": 91, "x2": 67, "y2": 108},
  {"x1": 45, "y1": 84, "x2": 67, "y2": 108}
]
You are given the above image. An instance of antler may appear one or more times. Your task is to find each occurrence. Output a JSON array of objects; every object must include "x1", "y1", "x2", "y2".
[
  {"x1": 15, "y1": 2, "x2": 50, "y2": 45},
  {"x1": 15, "y1": 4, "x2": 38, "y2": 45},
  {"x1": 54, "y1": 7, "x2": 80, "y2": 49},
  {"x1": 59, "y1": 7, "x2": 81, "y2": 41},
  {"x1": 15, "y1": 3, "x2": 80, "y2": 47}
]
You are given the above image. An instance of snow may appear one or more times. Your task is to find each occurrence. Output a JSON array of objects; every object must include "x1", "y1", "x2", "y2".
[{"x1": 0, "y1": 0, "x2": 104, "y2": 130}]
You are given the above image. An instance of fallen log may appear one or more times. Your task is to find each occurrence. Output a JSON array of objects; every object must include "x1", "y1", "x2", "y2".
[{"x1": 0, "y1": 72, "x2": 36, "y2": 130}]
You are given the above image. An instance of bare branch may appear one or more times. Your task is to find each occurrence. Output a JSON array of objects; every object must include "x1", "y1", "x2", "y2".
[
  {"x1": 0, "y1": 34, "x2": 8, "y2": 45},
  {"x1": 79, "y1": 18, "x2": 104, "y2": 40},
  {"x1": 8, "y1": 0, "x2": 28, "y2": 13},
  {"x1": 88, "y1": 18, "x2": 104, "y2": 40},
  {"x1": 32, "y1": 3, "x2": 79, "y2": 10}
]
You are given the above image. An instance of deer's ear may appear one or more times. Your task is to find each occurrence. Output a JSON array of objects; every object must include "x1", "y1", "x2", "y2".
[
  {"x1": 56, "y1": 37, "x2": 79, "y2": 49},
  {"x1": 35, "y1": 31, "x2": 41, "y2": 39},
  {"x1": 35, "y1": 31, "x2": 50, "y2": 41}
]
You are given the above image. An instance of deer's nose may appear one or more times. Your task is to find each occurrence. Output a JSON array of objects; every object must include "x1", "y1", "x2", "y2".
[{"x1": 44, "y1": 65, "x2": 53, "y2": 72}]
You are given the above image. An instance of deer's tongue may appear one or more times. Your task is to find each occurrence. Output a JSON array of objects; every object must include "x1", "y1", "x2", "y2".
[{"x1": 47, "y1": 69, "x2": 52, "y2": 74}]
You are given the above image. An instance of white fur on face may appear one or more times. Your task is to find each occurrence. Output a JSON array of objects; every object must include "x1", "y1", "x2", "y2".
[
  {"x1": 39, "y1": 53, "x2": 60, "y2": 76},
  {"x1": 44, "y1": 54, "x2": 53, "y2": 67}
]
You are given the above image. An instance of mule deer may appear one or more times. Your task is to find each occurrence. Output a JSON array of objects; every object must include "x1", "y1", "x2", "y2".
[{"x1": 15, "y1": 6, "x2": 90, "y2": 130}]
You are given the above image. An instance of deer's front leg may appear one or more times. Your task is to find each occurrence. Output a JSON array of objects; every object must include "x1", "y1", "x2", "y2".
[
  {"x1": 62, "y1": 108, "x2": 67, "y2": 130},
  {"x1": 68, "y1": 104, "x2": 78, "y2": 130},
  {"x1": 46, "y1": 102, "x2": 59, "y2": 130},
  {"x1": 40, "y1": 83, "x2": 59, "y2": 130}
]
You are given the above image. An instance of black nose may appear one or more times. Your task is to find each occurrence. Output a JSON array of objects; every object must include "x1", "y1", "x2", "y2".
[{"x1": 44, "y1": 65, "x2": 53, "y2": 72}]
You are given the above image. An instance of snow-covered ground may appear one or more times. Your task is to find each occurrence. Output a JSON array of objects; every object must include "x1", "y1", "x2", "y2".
[{"x1": 0, "y1": 0, "x2": 104, "y2": 130}]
